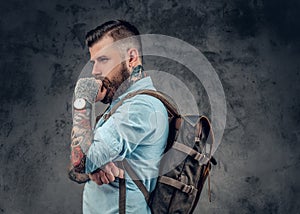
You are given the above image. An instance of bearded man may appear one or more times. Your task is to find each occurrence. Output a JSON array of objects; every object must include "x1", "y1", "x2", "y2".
[{"x1": 68, "y1": 20, "x2": 169, "y2": 214}]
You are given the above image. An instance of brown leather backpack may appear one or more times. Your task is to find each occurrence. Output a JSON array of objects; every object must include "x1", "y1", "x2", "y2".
[{"x1": 103, "y1": 89, "x2": 217, "y2": 214}]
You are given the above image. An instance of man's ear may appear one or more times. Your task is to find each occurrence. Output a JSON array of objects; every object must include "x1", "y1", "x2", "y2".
[{"x1": 126, "y1": 48, "x2": 140, "y2": 70}]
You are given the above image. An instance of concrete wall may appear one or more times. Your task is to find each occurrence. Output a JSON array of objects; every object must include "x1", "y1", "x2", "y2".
[{"x1": 1, "y1": 0, "x2": 299, "y2": 213}]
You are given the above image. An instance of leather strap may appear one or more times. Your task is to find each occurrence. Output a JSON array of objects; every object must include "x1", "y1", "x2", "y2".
[
  {"x1": 118, "y1": 160, "x2": 126, "y2": 214},
  {"x1": 159, "y1": 176, "x2": 198, "y2": 195},
  {"x1": 103, "y1": 89, "x2": 179, "y2": 122},
  {"x1": 199, "y1": 116, "x2": 214, "y2": 202},
  {"x1": 122, "y1": 159, "x2": 151, "y2": 204},
  {"x1": 172, "y1": 142, "x2": 210, "y2": 164},
  {"x1": 119, "y1": 177, "x2": 126, "y2": 214}
]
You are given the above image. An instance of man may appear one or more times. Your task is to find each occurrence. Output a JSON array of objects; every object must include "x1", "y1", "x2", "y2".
[{"x1": 69, "y1": 20, "x2": 169, "y2": 214}]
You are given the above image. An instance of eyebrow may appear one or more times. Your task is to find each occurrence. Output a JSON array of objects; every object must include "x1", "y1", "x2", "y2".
[{"x1": 90, "y1": 55, "x2": 108, "y2": 63}]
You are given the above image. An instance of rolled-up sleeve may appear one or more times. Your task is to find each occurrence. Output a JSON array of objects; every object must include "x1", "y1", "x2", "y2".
[{"x1": 85, "y1": 95, "x2": 158, "y2": 174}]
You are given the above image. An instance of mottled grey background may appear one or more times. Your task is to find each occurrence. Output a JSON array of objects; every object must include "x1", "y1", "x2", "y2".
[{"x1": 1, "y1": 0, "x2": 300, "y2": 213}]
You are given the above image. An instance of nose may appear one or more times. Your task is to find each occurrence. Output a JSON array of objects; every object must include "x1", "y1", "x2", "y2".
[{"x1": 91, "y1": 62, "x2": 102, "y2": 78}]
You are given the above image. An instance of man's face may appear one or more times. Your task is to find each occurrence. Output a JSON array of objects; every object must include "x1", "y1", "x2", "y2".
[
  {"x1": 89, "y1": 35, "x2": 127, "y2": 81},
  {"x1": 89, "y1": 35, "x2": 130, "y2": 103}
]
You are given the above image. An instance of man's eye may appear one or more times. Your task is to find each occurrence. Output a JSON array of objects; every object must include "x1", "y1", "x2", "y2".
[{"x1": 99, "y1": 58, "x2": 108, "y2": 63}]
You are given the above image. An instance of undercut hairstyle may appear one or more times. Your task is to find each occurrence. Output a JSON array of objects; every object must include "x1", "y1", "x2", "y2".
[{"x1": 85, "y1": 20, "x2": 143, "y2": 61}]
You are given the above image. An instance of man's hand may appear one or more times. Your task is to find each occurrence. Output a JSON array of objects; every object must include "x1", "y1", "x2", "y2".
[
  {"x1": 95, "y1": 80, "x2": 107, "y2": 102},
  {"x1": 89, "y1": 162, "x2": 124, "y2": 185},
  {"x1": 74, "y1": 77, "x2": 105, "y2": 103}
]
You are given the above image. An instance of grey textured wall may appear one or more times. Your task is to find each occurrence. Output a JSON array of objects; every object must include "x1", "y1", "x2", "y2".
[{"x1": 1, "y1": 0, "x2": 300, "y2": 213}]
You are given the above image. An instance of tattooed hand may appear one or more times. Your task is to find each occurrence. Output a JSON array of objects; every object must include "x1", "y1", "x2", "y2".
[
  {"x1": 74, "y1": 77, "x2": 107, "y2": 103},
  {"x1": 74, "y1": 77, "x2": 101, "y2": 102}
]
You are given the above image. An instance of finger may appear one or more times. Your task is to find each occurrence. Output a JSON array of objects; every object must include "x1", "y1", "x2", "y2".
[
  {"x1": 89, "y1": 172, "x2": 103, "y2": 186},
  {"x1": 94, "y1": 176, "x2": 103, "y2": 186},
  {"x1": 110, "y1": 164, "x2": 120, "y2": 177},
  {"x1": 103, "y1": 162, "x2": 114, "y2": 173},
  {"x1": 118, "y1": 169, "x2": 125, "y2": 179},
  {"x1": 105, "y1": 172, "x2": 115, "y2": 182},
  {"x1": 103, "y1": 162, "x2": 116, "y2": 182},
  {"x1": 88, "y1": 174, "x2": 94, "y2": 181},
  {"x1": 99, "y1": 171, "x2": 109, "y2": 184},
  {"x1": 108, "y1": 162, "x2": 124, "y2": 178},
  {"x1": 95, "y1": 80, "x2": 107, "y2": 102},
  {"x1": 95, "y1": 79, "x2": 103, "y2": 87},
  {"x1": 89, "y1": 173, "x2": 97, "y2": 181}
]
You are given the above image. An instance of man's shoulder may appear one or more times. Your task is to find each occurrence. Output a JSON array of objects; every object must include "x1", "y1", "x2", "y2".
[{"x1": 125, "y1": 92, "x2": 167, "y2": 114}]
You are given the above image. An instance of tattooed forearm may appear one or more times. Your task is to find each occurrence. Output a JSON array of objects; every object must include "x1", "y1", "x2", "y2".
[
  {"x1": 68, "y1": 77, "x2": 101, "y2": 181},
  {"x1": 70, "y1": 107, "x2": 93, "y2": 173}
]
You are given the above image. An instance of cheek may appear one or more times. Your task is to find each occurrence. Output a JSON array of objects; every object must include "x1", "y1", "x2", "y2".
[
  {"x1": 104, "y1": 60, "x2": 121, "y2": 75},
  {"x1": 107, "y1": 62, "x2": 123, "y2": 76}
]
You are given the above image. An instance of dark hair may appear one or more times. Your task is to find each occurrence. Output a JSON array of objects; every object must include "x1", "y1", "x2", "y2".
[
  {"x1": 85, "y1": 20, "x2": 142, "y2": 60},
  {"x1": 85, "y1": 20, "x2": 139, "y2": 46}
]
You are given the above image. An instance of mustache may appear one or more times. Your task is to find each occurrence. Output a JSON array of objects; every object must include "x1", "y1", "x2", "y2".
[{"x1": 94, "y1": 75, "x2": 105, "y2": 81}]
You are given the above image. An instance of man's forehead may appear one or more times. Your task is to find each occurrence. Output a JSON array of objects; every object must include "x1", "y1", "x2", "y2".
[{"x1": 89, "y1": 36, "x2": 117, "y2": 57}]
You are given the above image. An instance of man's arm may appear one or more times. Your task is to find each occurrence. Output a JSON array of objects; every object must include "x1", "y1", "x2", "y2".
[
  {"x1": 68, "y1": 77, "x2": 122, "y2": 184},
  {"x1": 69, "y1": 77, "x2": 99, "y2": 175},
  {"x1": 70, "y1": 107, "x2": 93, "y2": 173}
]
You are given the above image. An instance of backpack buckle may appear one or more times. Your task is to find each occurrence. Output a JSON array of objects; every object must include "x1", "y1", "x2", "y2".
[{"x1": 182, "y1": 184, "x2": 196, "y2": 194}]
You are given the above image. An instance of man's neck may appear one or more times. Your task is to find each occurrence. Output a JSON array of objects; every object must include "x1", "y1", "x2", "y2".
[
  {"x1": 111, "y1": 65, "x2": 147, "y2": 101},
  {"x1": 129, "y1": 65, "x2": 146, "y2": 84}
]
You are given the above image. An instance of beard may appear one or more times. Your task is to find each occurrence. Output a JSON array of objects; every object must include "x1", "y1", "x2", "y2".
[{"x1": 100, "y1": 62, "x2": 130, "y2": 104}]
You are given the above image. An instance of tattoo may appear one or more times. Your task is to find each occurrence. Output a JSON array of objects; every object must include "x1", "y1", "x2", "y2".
[
  {"x1": 70, "y1": 108, "x2": 93, "y2": 173},
  {"x1": 129, "y1": 65, "x2": 146, "y2": 84},
  {"x1": 68, "y1": 163, "x2": 90, "y2": 184},
  {"x1": 74, "y1": 77, "x2": 100, "y2": 104}
]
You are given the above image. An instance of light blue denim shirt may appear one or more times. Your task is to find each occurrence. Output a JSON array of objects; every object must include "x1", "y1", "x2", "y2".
[{"x1": 83, "y1": 77, "x2": 169, "y2": 214}]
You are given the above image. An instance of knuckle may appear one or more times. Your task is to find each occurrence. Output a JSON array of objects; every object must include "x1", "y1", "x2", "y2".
[{"x1": 104, "y1": 165, "x2": 109, "y2": 171}]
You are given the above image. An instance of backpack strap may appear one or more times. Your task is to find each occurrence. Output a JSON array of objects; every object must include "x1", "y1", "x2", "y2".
[
  {"x1": 159, "y1": 176, "x2": 198, "y2": 195},
  {"x1": 118, "y1": 159, "x2": 150, "y2": 214},
  {"x1": 172, "y1": 141, "x2": 210, "y2": 164},
  {"x1": 103, "y1": 89, "x2": 179, "y2": 122},
  {"x1": 119, "y1": 176, "x2": 126, "y2": 214},
  {"x1": 123, "y1": 159, "x2": 151, "y2": 204}
]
